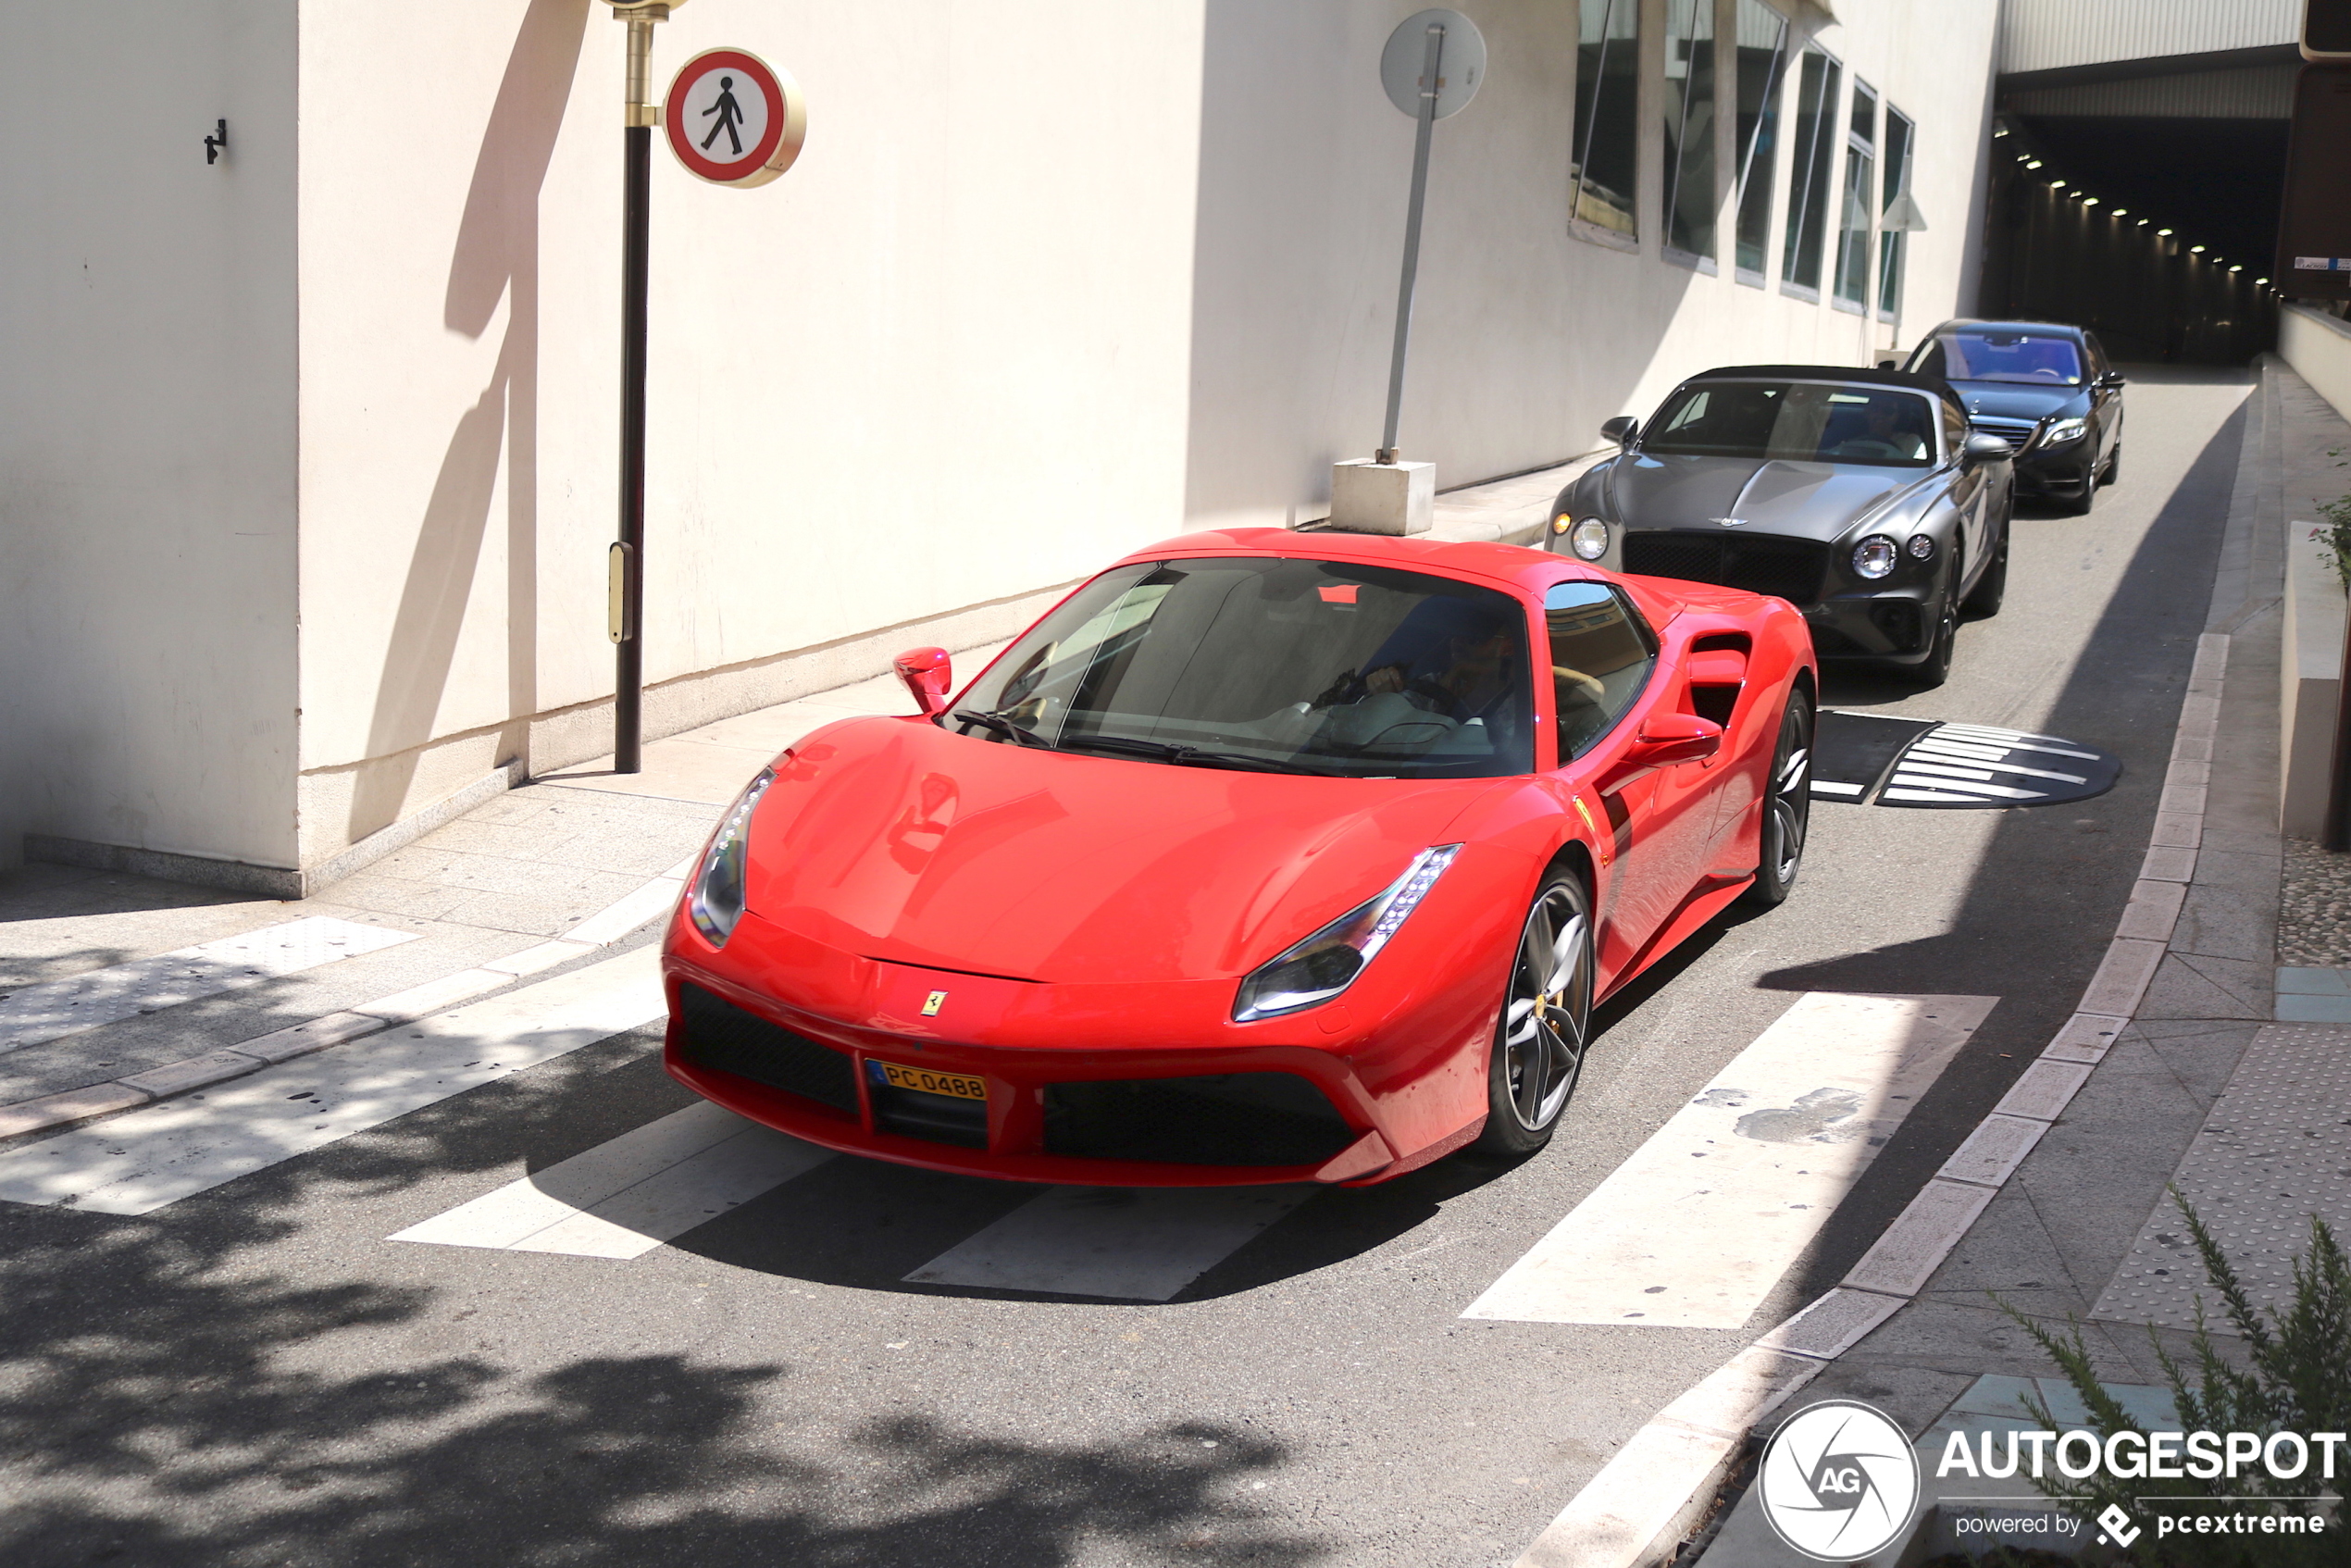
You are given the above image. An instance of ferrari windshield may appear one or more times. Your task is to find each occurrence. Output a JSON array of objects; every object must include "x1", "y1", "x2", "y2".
[
  {"x1": 1912, "y1": 330, "x2": 2084, "y2": 385},
  {"x1": 949, "y1": 557, "x2": 1535, "y2": 778},
  {"x1": 1640, "y1": 380, "x2": 1938, "y2": 467}
]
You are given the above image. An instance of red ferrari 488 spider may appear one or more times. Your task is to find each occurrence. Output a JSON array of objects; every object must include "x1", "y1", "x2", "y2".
[{"x1": 661, "y1": 529, "x2": 1815, "y2": 1187}]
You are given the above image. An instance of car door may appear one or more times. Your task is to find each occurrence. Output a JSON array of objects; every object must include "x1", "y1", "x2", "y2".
[
  {"x1": 2084, "y1": 332, "x2": 2121, "y2": 465},
  {"x1": 1542, "y1": 579, "x2": 1713, "y2": 975}
]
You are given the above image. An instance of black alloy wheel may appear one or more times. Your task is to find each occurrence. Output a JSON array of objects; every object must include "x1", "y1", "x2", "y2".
[
  {"x1": 2099, "y1": 445, "x2": 2121, "y2": 487},
  {"x1": 1473, "y1": 873, "x2": 1595, "y2": 1157},
  {"x1": 1743, "y1": 689, "x2": 1813, "y2": 908},
  {"x1": 1963, "y1": 524, "x2": 2008, "y2": 618},
  {"x1": 1904, "y1": 557, "x2": 1960, "y2": 688},
  {"x1": 2062, "y1": 467, "x2": 2096, "y2": 516}
]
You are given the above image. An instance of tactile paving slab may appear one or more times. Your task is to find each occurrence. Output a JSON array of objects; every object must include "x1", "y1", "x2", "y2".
[{"x1": 2093, "y1": 1024, "x2": 2351, "y2": 1330}]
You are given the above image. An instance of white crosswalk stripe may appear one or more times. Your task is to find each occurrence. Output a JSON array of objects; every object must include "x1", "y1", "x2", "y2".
[
  {"x1": 0, "y1": 916, "x2": 418, "y2": 1053},
  {"x1": 1462, "y1": 991, "x2": 1997, "y2": 1328},
  {"x1": 902, "y1": 1185, "x2": 1317, "y2": 1301},
  {"x1": 390, "y1": 1101, "x2": 831, "y2": 1258},
  {"x1": 0, "y1": 948, "x2": 665, "y2": 1215}
]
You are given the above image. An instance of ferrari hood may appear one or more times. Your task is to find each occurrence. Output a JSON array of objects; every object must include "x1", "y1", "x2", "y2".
[
  {"x1": 741, "y1": 716, "x2": 1493, "y2": 985},
  {"x1": 1953, "y1": 383, "x2": 2083, "y2": 421},
  {"x1": 1614, "y1": 454, "x2": 1917, "y2": 543}
]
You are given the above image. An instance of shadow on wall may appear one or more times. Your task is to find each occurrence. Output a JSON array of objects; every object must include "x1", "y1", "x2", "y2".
[
  {"x1": 1181, "y1": 0, "x2": 1698, "y2": 526},
  {"x1": 344, "y1": 0, "x2": 586, "y2": 850}
]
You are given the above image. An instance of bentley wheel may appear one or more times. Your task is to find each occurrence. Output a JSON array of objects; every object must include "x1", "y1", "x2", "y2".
[
  {"x1": 1743, "y1": 689, "x2": 1813, "y2": 908},
  {"x1": 1906, "y1": 567, "x2": 1959, "y2": 688},
  {"x1": 1474, "y1": 873, "x2": 1594, "y2": 1157},
  {"x1": 1963, "y1": 526, "x2": 2008, "y2": 618}
]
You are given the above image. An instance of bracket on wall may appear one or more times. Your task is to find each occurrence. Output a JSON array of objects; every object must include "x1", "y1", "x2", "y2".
[{"x1": 204, "y1": 119, "x2": 228, "y2": 165}]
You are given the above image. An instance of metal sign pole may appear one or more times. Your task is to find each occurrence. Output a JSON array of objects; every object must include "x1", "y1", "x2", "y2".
[
  {"x1": 605, "y1": 1, "x2": 683, "y2": 773},
  {"x1": 1377, "y1": 21, "x2": 1445, "y2": 466}
]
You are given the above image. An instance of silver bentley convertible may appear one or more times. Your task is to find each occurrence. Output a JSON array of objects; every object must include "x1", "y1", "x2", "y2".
[{"x1": 1541, "y1": 366, "x2": 2013, "y2": 686}]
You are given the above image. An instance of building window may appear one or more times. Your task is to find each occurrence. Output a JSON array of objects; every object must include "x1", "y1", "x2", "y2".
[
  {"x1": 1878, "y1": 105, "x2": 1916, "y2": 318},
  {"x1": 1780, "y1": 47, "x2": 1840, "y2": 298},
  {"x1": 1661, "y1": 0, "x2": 1717, "y2": 268},
  {"x1": 1572, "y1": 0, "x2": 1640, "y2": 244},
  {"x1": 1732, "y1": 0, "x2": 1790, "y2": 284},
  {"x1": 1833, "y1": 81, "x2": 1877, "y2": 310}
]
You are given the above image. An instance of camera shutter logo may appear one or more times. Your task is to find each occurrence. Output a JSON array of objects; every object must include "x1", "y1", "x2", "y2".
[{"x1": 1759, "y1": 1400, "x2": 1922, "y2": 1561}]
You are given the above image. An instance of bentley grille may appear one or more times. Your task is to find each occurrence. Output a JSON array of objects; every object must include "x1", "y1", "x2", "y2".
[{"x1": 1623, "y1": 531, "x2": 1831, "y2": 606}]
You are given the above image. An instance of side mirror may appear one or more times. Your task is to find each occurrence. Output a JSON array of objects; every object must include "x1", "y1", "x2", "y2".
[
  {"x1": 2097, "y1": 371, "x2": 2127, "y2": 389},
  {"x1": 1962, "y1": 431, "x2": 2012, "y2": 463},
  {"x1": 1595, "y1": 712, "x2": 1722, "y2": 792},
  {"x1": 892, "y1": 646, "x2": 952, "y2": 716},
  {"x1": 1600, "y1": 416, "x2": 1639, "y2": 450}
]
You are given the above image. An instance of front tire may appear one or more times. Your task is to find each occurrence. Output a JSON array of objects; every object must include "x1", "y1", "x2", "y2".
[
  {"x1": 1963, "y1": 523, "x2": 2008, "y2": 618},
  {"x1": 2099, "y1": 445, "x2": 2121, "y2": 487},
  {"x1": 1472, "y1": 873, "x2": 1595, "y2": 1158},
  {"x1": 1902, "y1": 559, "x2": 1959, "y2": 688},
  {"x1": 1743, "y1": 689, "x2": 1813, "y2": 908}
]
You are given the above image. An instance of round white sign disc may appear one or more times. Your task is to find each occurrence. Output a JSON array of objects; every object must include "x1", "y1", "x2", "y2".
[
  {"x1": 665, "y1": 48, "x2": 806, "y2": 187},
  {"x1": 1380, "y1": 9, "x2": 1486, "y2": 120}
]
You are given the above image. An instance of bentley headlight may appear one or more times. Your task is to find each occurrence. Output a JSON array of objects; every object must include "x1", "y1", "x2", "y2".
[
  {"x1": 2043, "y1": 417, "x2": 2088, "y2": 445},
  {"x1": 1569, "y1": 518, "x2": 1610, "y2": 561},
  {"x1": 1234, "y1": 845, "x2": 1461, "y2": 1022},
  {"x1": 1850, "y1": 536, "x2": 1899, "y2": 579},
  {"x1": 688, "y1": 767, "x2": 775, "y2": 946},
  {"x1": 1905, "y1": 534, "x2": 1935, "y2": 561}
]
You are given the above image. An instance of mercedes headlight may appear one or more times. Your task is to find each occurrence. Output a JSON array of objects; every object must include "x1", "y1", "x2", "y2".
[
  {"x1": 1568, "y1": 517, "x2": 1610, "y2": 561},
  {"x1": 1850, "y1": 536, "x2": 1899, "y2": 579},
  {"x1": 2043, "y1": 417, "x2": 2088, "y2": 445},
  {"x1": 688, "y1": 767, "x2": 774, "y2": 946},
  {"x1": 1233, "y1": 846, "x2": 1461, "y2": 1022}
]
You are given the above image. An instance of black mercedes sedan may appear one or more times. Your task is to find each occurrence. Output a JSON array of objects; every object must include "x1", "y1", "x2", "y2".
[
  {"x1": 1542, "y1": 365, "x2": 2012, "y2": 686},
  {"x1": 1901, "y1": 318, "x2": 2122, "y2": 515}
]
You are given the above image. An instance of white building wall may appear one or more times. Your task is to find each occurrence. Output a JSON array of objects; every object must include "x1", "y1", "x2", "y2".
[
  {"x1": 292, "y1": 0, "x2": 1207, "y2": 860},
  {"x1": 1185, "y1": 0, "x2": 2000, "y2": 532},
  {"x1": 0, "y1": 1, "x2": 300, "y2": 875}
]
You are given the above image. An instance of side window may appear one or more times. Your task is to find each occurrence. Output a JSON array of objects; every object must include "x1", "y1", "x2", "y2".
[
  {"x1": 2084, "y1": 334, "x2": 2110, "y2": 378},
  {"x1": 1941, "y1": 398, "x2": 1968, "y2": 459},
  {"x1": 1547, "y1": 581, "x2": 1658, "y2": 762}
]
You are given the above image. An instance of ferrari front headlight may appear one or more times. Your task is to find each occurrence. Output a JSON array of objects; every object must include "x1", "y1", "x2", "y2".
[
  {"x1": 1233, "y1": 845, "x2": 1461, "y2": 1021},
  {"x1": 688, "y1": 767, "x2": 775, "y2": 947},
  {"x1": 2043, "y1": 417, "x2": 2088, "y2": 445},
  {"x1": 1569, "y1": 517, "x2": 1611, "y2": 561},
  {"x1": 1850, "y1": 536, "x2": 1899, "y2": 579}
]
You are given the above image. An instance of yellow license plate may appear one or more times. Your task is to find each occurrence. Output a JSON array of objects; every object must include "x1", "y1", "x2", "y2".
[{"x1": 871, "y1": 1060, "x2": 988, "y2": 1101}]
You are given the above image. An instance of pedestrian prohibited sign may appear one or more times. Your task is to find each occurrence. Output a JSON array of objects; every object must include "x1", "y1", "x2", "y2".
[{"x1": 665, "y1": 48, "x2": 806, "y2": 187}]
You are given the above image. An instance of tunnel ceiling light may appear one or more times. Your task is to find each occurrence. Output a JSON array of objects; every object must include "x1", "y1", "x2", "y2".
[
  {"x1": 2109, "y1": 207, "x2": 2127, "y2": 217},
  {"x1": 2025, "y1": 158, "x2": 2043, "y2": 168},
  {"x1": 2191, "y1": 243, "x2": 2206, "y2": 253},
  {"x1": 2048, "y1": 179, "x2": 2068, "y2": 188},
  {"x1": 2138, "y1": 218, "x2": 2150, "y2": 226},
  {"x1": 2081, "y1": 196, "x2": 2098, "y2": 205},
  {"x1": 2230, "y1": 264, "x2": 2243, "y2": 272},
  {"x1": 2158, "y1": 228, "x2": 2173, "y2": 235},
  {"x1": 2258, "y1": 277, "x2": 2270, "y2": 285}
]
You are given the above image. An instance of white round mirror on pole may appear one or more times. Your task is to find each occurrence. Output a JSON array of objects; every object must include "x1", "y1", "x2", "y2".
[{"x1": 1379, "y1": 8, "x2": 1486, "y2": 120}]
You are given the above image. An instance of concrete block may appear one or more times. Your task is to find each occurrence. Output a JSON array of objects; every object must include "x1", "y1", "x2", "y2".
[
  {"x1": 2077, "y1": 938, "x2": 2167, "y2": 1016},
  {"x1": 2138, "y1": 845, "x2": 2197, "y2": 883},
  {"x1": 2045, "y1": 1012, "x2": 2127, "y2": 1063},
  {"x1": 1844, "y1": 1178, "x2": 1998, "y2": 1298},
  {"x1": 2276, "y1": 964, "x2": 2351, "y2": 994},
  {"x1": 233, "y1": 1010, "x2": 387, "y2": 1063},
  {"x1": 2158, "y1": 782, "x2": 2209, "y2": 815},
  {"x1": 0, "y1": 1081, "x2": 151, "y2": 1138},
  {"x1": 1752, "y1": 1287, "x2": 1908, "y2": 1361},
  {"x1": 1513, "y1": 1417, "x2": 1738, "y2": 1568},
  {"x1": 1327, "y1": 459, "x2": 1435, "y2": 536},
  {"x1": 353, "y1": 967, "x2": 512, "y2": 1025},
  {"x1": 2149, "y1": 811, "x2": 2205, "y2": 849},
  {"x1": 2164, "y1": 757, "x2": 2211, "y2": 790},
  {"x1": 1993, "y1": 1058, "x2": 2094, "y2": 1122},
  {"x1": 2273, "y1": 992, "x2": 2351, "y2": 1022},
  {"x1": 2114, "y1": 878, "x2": 2187, "y2": 941},
  {"x1": 1940, "y1": 1114, "x2": 2048, "y2": 1188},
  {"x1": 1660, "y1": 1346, "x2": 1827, "y2": 1437},
  {"x1": 481, "y1": 939, "x2": 595, "y2": 978},
  {"x1": 118, "y1": 1050, "x2": 266, "y2": 1098},
  {"x1": 563, "y1": 877, "x2": 688, "y2": 947}
]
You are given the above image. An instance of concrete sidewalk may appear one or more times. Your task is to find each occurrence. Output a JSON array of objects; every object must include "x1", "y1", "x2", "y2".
[{"x1": 1694, "y1": 357, "x2": 2351, "y2": 1563}]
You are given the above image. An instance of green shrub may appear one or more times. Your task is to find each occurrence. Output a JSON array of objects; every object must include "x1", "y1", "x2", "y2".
[
  {"x1": 1993, "y1": 1189, "x2": 2351, "y2": 1565},
  {"x1": 2317, "y1": 492, "x2": 2351, "y2": 592}
]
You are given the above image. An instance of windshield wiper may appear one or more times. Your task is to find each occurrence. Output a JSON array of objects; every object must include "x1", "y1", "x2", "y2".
[
  {"x1": 951, "y1": 708, "x2": 1047, "y2": 748},
  {"x1": 1053, "y1": 733, "x2": 1328, "y2": 775}
]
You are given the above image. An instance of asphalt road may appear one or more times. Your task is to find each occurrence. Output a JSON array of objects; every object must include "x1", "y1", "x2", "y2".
[{"x1": 0, "y1": 368, "x2": 2253, "y2": 1568}]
